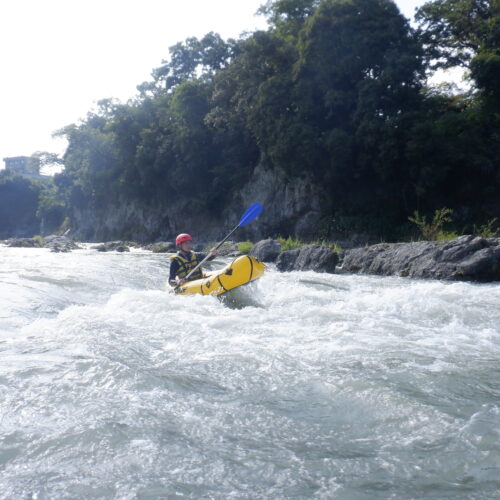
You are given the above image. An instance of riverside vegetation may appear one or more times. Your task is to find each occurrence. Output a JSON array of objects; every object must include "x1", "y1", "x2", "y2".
[{"x1": 1, "y1": 0, "x2": 498, "y2": 243}]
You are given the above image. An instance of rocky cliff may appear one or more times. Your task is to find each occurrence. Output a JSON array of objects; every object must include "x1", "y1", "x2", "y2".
[{"x1": 70, "y1": 164, "x2": 329, "y2": 243}]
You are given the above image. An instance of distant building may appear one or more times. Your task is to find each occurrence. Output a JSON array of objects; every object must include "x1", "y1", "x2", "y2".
[{"x1": 2, "y1": 156, "x2": 46, "y2": 179}]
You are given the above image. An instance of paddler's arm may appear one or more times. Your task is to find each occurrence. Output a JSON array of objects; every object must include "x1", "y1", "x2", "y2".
[{"x1": 197, "y1": 247, "x2": 218, "y2": 261}]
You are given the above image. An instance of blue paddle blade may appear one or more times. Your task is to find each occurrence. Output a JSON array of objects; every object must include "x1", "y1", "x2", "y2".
[{"x1": 238, "y1": 202, "x2": 263, "y2": 227}]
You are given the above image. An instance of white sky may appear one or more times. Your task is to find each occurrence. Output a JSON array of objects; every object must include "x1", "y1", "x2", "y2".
[{"x1": 0, "y1": 0, "x2": 427, "y2": 173}]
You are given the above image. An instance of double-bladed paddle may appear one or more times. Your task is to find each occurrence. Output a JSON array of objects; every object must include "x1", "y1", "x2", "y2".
[{"x1": 174, "y1": 202, "x2": 263, "y2": 290}]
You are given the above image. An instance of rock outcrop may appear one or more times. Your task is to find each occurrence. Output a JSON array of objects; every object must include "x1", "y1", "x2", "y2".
[
  {"x1": 340, "y1": 235, "x2": 500, "y2": 282},
  {"x1": 5, "y1": 237, "x2": 42, "y2": 248},
  {"x1": 43, "y1": 235, "x2": 81, "y2": 253},
  {"x1": 5, "y1": 235, "x2": 80, "y2": 252},
  {"x1": 144, "y1": 241, "x2": 176, "y2": 253},
  {"x1": 91, "y1": 241, "x2": 131, "y2": 252},
  {"x1": 236, "y1": 165, "x2": 330, "y2": 242},
  {"x1": 213, "y1": 241, "x2": 240, "y2": 257},
  {"x1": 68, "y1": 163, "x2": 331, "y2": 243},
  {"x1": 276, "y1": 244, "x2": 339, "y2": 273},
  {"x1": 250, "y1": 239, "x2": 281, "y2": 262}
]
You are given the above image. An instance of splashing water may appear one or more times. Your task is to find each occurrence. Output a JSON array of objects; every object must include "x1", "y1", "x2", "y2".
[{"x1": 1, "y1": 246, "x2": 499, "y2": 499}]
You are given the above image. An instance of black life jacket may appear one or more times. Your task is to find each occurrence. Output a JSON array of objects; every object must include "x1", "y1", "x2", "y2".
[{"x1": 169, "y1": 251, "x2": 204, "y2": 281}]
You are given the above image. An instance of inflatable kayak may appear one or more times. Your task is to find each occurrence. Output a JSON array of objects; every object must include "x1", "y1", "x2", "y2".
[{"x1": 175, "y1": 255, "x2": 264, "y2": 296}]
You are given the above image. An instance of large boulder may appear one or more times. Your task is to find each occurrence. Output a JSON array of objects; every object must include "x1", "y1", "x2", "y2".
[
  {"x1": 276, "y1": 244, "x2": 339, "y2": 273},
  {"x1": 250, "y1": 239, "x2": 282, "y2": 262},
  {"x1": 341, "y1": 235, "x2": 500, "y2": 282},
  {"x1": 43, "y1": 235, "x2": 81, "y2": 252}
]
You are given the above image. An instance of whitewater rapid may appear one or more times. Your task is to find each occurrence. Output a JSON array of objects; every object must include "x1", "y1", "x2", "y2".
[{"x1": 1, "y1": 246, "x2": 499, "y2": 499}]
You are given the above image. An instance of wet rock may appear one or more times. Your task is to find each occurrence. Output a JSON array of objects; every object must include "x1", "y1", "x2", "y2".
[
  {"x1": 215, "y1": 241, "x2": 239, "y2": 257},
  {"x1": 6, "y1": 237, "x2": 42, "y2": 248},
  {"x1": 144, "y1": 241, "x2": 175, "y2": 253},
  {"x1": 276, "y1": 244, "x2": 339, "y2": 273},
  {"x1": 341, "y1": 235, "x2": 500, "y2": 282},
  {"x1": 43, "y1": 235, "x2": 81, "y2": 252},
  {"x1": 92, "y1": 241, "x2": 130, "y2": 252},
  {"x1": 250, "y1": 239, "x2": 281, "y2": 262},
  {"x1": 5, "y1": 235, "x2": 81, "y2": 252},
  {"x1": 227, "y1": 251, "x2": 244, "y2": 258}
]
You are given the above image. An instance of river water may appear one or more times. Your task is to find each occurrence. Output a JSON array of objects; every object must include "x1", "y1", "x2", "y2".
[{"x1": 1, "y1": 246, "x2": 499, "y2": 499}]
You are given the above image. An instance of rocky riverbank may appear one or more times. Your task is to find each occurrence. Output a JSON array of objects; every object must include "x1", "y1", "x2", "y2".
[
  {"x1": 3, "y1": 234, "x2": 500, "y2": 282},
  {"x1": 3, "y1": 235, "x2": 81, "y2": 253},
  {"x1": 250, "y1": 236, "x2": 500, "y2": 282},
  {"x1": 339, "y1": 235, "x2": 500, "y2": 282}
]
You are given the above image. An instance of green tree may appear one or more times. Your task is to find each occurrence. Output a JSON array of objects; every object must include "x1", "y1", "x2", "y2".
[
  {"x1": 0, "y1": 171, "x2": 42, "y2": 237},
  {"x1": 416, "y1": 0, "x2": 500, "y2": 103}
]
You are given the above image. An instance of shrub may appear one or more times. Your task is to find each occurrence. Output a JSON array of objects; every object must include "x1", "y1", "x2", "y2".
[
  {"x1": 237, "y1": 241, "x2": 253, "y2": 254},
  {"x1": 319, "y1": 240, "x2": 342, "y2": 253},
  {"x1": 436, "y1": 231, "x2": 460, "y2": 241},
  {"x1": 277, "y1": 236, "x2": 341, "y2": 253},
  {"x1": 408, "y1": 208, "x2": 456, "y2": 241},
  {"x1": 473, "y1": 218, "x2": 500, "y2": 238},
  {"x1": 276, "y1": 236, "x2": 304, "y2": 251}
]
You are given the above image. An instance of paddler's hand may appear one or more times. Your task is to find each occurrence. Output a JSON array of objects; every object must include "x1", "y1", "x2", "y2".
[
  {"x1": 177, "y1": 278, "x2": 187, "y2": 286},
  {"x1": 210, "y1": 247, "x2": 218, "y2": 257}
]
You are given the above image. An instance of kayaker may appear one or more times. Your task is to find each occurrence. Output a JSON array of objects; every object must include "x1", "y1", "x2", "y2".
[{"x1": 168, "y1": 233, "x2": 218, "y2": 287}]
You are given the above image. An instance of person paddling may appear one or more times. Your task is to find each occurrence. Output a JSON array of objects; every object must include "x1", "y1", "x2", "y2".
[{"x1": 168, "y1": 233, "x2": 218, "y2": 287}]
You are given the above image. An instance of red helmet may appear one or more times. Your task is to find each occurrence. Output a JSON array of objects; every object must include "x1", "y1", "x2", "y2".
[{"x1": 175, "y1": 233, "x2": 193, "y2": 246}]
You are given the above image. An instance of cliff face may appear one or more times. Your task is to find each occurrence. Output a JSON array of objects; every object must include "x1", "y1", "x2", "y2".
[
  {"x1": 234, "y1": 165, "x2": 329, "y2": 241},
  {"x1": 70, "y1": 165, "x2": 329, "y2": 242}
]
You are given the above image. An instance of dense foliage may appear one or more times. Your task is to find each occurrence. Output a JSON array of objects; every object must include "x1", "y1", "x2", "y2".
[
  {"x1": 0, "y1": 171, "x2": 64, "y2": 238},
  {"x1": 2, "y1": 0, "x2": 499, "y2": 240},
  {"x1": 0, "y1": 172, "x2": 41, "y2": 238}
]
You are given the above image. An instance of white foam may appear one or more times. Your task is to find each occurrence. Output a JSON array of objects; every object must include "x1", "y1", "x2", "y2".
[{"x1": 1, "y1": 247, "x2": 500, "y2": 498}]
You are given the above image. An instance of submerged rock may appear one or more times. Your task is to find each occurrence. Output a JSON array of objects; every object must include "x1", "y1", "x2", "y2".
[
  {"x1": 341, "y1": 235, "x2": 500, "y2": 282},
  {"x1": 250, "y1": 239, "x2": 281, "y2": 262},
  {"x1": 276, "y1": 244, "x2": 339, "y2": 273}
]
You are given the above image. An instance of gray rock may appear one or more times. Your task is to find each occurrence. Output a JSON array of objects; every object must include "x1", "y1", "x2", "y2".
[
  {"x1": 6, "y1": 237, "x2": 42, "y2": 248},
  {"x1": 215, "y1": 241, "x2": 238, "y2": 257},
  {"x1": 6, "y1": 235, "x2": 81, "y2": 252},
  {"x1": 145, "y1": 241, "x2": 175, "y2": 253},
  {"x1": 250, "y1": 239, "x2": 282, "y2": 262},
  {"x1": 294, "y1": 211, "x2": 322, "y2": 241},
  {"x1": 92, "y1": 241, "x2": 130, "y2": 252},
  {"x1": 276, "y1": 244, "x2": 339, "y2": 273},
  {"x1": 43, "y1": 235, "x2": 81, "y2": 252},
  {"x1": 341, "y1": 235, "x2": 500, "y2": 282},
  {"x1": 234, "y1": 164, "x2": 330, "y2": 241},
  {"x1": 227, "y1": 251, "x2": 244, "y2": 258}
]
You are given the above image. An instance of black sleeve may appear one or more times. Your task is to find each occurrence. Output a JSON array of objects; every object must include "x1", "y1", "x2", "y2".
[{"x1": 168, "y1": 259, "x2": 180, "y2": 286}]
